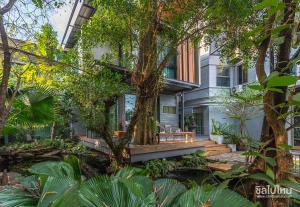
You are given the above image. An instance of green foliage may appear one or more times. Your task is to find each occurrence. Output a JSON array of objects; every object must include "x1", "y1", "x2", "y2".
[
  {"x1": 144, "y1": 159, "x2": 176, "y2": 178},
  {"x1": 0, "y1": 156, "x2": 256, "y2": 207},
  {"x1": 0, "y1": 139, "x2": 89, "y2": 155},
  {"x1": 211, "y1": 119, "x2": 224, "y2": 135},
  {"x1": 67, "y1": 64, "x2": 128, "y2": 134},
  {"x1": 213, "y1": 165, "x2": 248, "y2": 182},
  {"x1": 6, "y1": 86, "x2": 56, "y2": 130},
  {"x1": 181, "y1": 151, "x2": 207, "y2": 168},
  {"x1": 219, "y1": 125, "x2": 251, "y2": 146},
  {"x1": 177, "y1": 185, "x2": 256, "y2": 207}
]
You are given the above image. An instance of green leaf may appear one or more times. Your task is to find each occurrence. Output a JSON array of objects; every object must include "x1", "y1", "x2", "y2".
[
  {"x1": 278, "y1": 143, "x2": 293, "y2": 150},
  {"x1": 242, "y1": 151, "x2": 276, "y2": 167},
  {"x1": 248, "y1": 84, "x2": 264, "y2": 91},
  {"x1": 28, "y1": 161, "x2": 75, "y2": 179},
  {"x1": 0, "y1": 187, "x2": 37, "y2": 207},
  {"x1": 37, "y1": 177, "x2": 78, "y2": 207},
  {"x1": 265, "y1": 167, "x2": 275, "y2": 181},
  {"x1": 155, "y1": 179, "x2": 186, "y2": 207},
  {"x1": 267, "y1": 75, "x2": 297, "y2": 88},
  {"x1": 249, "y1": 173, "x2": 275, "y2": 186},
  {"x1": 32, "y1": 0, "x2": 43, "y2": 8},
  {"x1": 292, "y1": 93, "x2": 300, "y2": 102},
  {"x1": 64, "y1": 155, "x2": 82, "y2": 181},
  {"x1": 255, "y1": 0, "x2": 279, "y2": 10},
  {"x1": 272, "y1": 25, "x2": 290, "y2": 35}
]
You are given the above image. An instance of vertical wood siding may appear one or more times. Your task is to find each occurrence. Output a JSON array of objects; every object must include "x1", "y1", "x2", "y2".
[{"x1": 176, "y1": 40, "x2": 197, "y2": 84}]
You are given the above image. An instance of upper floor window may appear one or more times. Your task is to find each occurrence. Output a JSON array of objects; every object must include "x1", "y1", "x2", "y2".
[
  {"x1": 237, "y1": 65, "x2": 248, "y2": 85},
  {"x1": 163, "y1": 53, "x2": 177, "y2": 79},
  {"x1": 216, "y1": 66, "x2": 230, "y2": 87},
  {"x1": 163, "y1": 106, "x2": 176, "y2": 114}
]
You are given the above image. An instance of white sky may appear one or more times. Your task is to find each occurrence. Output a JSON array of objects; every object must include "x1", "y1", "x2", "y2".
[{"x1": 50, "y1": 1, "x2": 75, "y2": 43}]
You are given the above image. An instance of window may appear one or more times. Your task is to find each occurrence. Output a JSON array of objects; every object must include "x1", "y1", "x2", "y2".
[
  {"x1": 161, "y1": 47, "x2": 177, "y2": 79},
  {"x1": 125, "y1": 94, "x2": 136, "y2": 125},
  {"x1": 216, "y1": 66, "x2": 230, "y2": 87},
  {"x1": 237, "y1": 65, "x2": 248, "y2": 85},
  {"x1": 163, "y1": 53, "x2": 177, "y2": 79},
  {"x1": 163, "y1": 106, "x2": 176, "y2": 114}
]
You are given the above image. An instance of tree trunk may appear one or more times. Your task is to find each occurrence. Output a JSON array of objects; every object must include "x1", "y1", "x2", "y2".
[
  {"x1": 50, "y1": 122, "x2": 56, "y2": 140},
  {"x1": 133, "y1": 93, "x2": 157, "y2": 145},
  {"x1": 0, "y1": 1, "x2": 19, "y2": 136},
  {"x1": 125, "y1": 1, "x2": 161, "y2": 145},
  {"x1": 101, "y1": 100, "x2": 126, "y2": 165},
  {"x1": 250, "y1": 1, "x2": 296, "y2": 205},
  {"x1": 0, "y1": 15, "x2": 11, "y2": 137}
]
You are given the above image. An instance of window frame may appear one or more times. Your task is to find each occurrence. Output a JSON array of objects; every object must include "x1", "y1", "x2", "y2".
[
  {"x1": 237, "y1": 64, "x2": 248, "y2": 85},
  {"x1": 162, "y1": 106, "x2": 176, "y2": 114},
  {"x1": 216, "y1": 66, "x2": 230, "y2": 87}
]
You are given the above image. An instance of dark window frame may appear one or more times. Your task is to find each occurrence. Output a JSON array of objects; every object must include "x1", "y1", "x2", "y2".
[
  {"x1": 216, "y1": 66, "x2": 230, "y2": 87},
  {"x1": 237, "y1": 65, "x2": 248, "y2": 85}
]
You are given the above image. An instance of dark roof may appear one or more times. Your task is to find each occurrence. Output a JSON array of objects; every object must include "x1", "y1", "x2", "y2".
[{"x1": 61, "y1": 0, "x2": 95, "y2": 49}]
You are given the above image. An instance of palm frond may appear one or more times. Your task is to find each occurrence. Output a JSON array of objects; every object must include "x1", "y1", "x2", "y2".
[
  {"x1": 28, "y1": 161, "x2": 75, "y2": 180},
  {"x1": 0, "y1": 187, "x2": 37, "y2": 207},
  {"x1": 37, "y1": 176, "x2": 78, "y2": 207},
  {"x1": 154, "y1": 178, "x2": 186, "y2": 207}
]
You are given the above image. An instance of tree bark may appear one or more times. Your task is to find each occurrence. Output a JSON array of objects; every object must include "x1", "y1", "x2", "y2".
[
  {"x1": 100, "y1": 100, "x2": 127, "y2": 164},
  {"x1": 125, "y1": 1, "x2": 161, "y2": 145},
  {"x1": 50, "y1": 122, "x2": 56, "y2": 140},
  {"x1": 0, "y1": 0, "x2": 17, "y2": 136},
  {"x1": 253, "y1": 1, "x2": 296, "y2": 206}
]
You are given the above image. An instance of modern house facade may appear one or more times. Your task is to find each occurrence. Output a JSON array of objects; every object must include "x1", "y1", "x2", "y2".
[
  {"x1": 62, "y1": 0, "x2": 299, "y2": 148},
  {"x1": 61, "y1": 0, "x2": 200, "y2": 136}
]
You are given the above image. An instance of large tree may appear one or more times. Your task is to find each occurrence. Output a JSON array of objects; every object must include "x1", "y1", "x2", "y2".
[
  {"x1": 81, "y1": 0, "x2": 216, "y2": 145},
  {"x1": 206, "y1": 0, "x2": 299, "y2": 206},
  {"x1": 0, "y1": 0, "x2": 63, "y2": 136}
]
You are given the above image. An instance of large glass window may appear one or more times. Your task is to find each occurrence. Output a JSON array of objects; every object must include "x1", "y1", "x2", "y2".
[
  {"x1": 163, "y1": 51, "x2": 177, "y2": 79},
  {"x1": 294, "y1": 115, "x2": 300, "y2": 146},
  {"x1": 237, "y1": 65, "x2": 248, "y2": 85},
  {"x1": 216, "y1": 66, "x2": 230, "y2": 87},
  {"x1": 125, "y1": 94, "x2": 136, "y2": 126}
]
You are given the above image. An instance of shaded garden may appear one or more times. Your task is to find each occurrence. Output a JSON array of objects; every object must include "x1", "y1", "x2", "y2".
[{"x1": 0, "y1": 0, "x2": 300, "y2": 207}]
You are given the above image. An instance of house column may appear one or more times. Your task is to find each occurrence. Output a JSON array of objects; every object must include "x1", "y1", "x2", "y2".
[{"x1": 181, "y1": 91, "x2": 185, "y2": 131}]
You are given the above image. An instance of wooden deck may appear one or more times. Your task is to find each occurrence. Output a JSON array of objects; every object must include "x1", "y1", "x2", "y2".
[
  {"x1": 79, "y1": 136, "x2": 231, "y2": 163},
  {"x1": 128, "y1": 140, "x2": 210, "y2": 162}
]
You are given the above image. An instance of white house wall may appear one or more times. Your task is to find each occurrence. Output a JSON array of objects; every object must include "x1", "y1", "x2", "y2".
[{"x1": 160, "y1": 94, "x2": 179, "y2": 127}]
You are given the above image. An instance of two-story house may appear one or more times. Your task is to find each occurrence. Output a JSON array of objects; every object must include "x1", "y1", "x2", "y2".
[
  {"x1": 61, "y1": 0, "x2": 200, "y2": 136},
  {"x1": 61, "y1": 1, "x2": 300, "y2": 149}
]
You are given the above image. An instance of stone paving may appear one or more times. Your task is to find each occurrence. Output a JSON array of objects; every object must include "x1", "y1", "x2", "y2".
[{"x1": 207, "y1": 151, "x2": 247, "y2": 164}]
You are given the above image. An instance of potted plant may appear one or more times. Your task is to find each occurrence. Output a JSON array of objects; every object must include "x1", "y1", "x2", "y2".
[
  {"x1": 210, "y1": 119, "x2": 224, "y2": 144},
  {"x1": 223, "y1": 134, "x2": 238, "y2": 152},
  {"x1": 184, "y1": 115, "x2": 196, "y2": 132}
]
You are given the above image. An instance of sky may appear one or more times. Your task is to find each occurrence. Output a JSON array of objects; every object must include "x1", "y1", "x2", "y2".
[{"x1": 50, "y1": 1, "x2": 74, "y2": 44}]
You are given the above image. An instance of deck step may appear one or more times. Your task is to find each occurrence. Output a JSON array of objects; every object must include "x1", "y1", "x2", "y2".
[
  {"x1": 204, "y1": 144, "x2": 227, "y2": 148},
  {"x1": 207, "y1": 163, "x2": 234, "y2": 171},
  {"x1": 203, "y1": 141, "x2": 231, "y2": 156},
  {"x1": 205, "y1": 148, "x2": 231, "y2": 156}
]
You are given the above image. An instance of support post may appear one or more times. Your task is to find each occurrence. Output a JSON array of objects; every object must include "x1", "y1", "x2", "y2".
[{"x1": 181, "y1": 91, "x2": 185, "y2": 132}]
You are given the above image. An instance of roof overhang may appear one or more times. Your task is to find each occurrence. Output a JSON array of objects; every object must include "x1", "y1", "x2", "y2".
[
  {"x1": 61, "y1": 0, "x2": 95, "y2": 49},
  {"x1": 163, "y1": 78, "x2": 200, "y2": 94}
]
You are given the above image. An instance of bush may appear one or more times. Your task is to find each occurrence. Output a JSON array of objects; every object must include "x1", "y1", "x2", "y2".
[
  {"x1": 0, "y1": 139, "x2": 89, "y2": 154},
  {"x1": 181, "y1": 151, "x2": 207, "y2": 168},
  {"x1": 144, "y1": 159, "x2": 176, "y2": 177}
]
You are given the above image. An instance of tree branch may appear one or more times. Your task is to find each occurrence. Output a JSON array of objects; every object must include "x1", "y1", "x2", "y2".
[{"x1": 0, "y1": 0, "x2": 17, "y2": 15}]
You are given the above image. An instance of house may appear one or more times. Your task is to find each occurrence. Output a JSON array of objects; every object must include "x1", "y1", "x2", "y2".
[
  {"x1": 61, "y1": 0, "x2": 200, "y2": 137},
  {"x1": 61, "y1": 1, "x2": 300, "y2": 150}
]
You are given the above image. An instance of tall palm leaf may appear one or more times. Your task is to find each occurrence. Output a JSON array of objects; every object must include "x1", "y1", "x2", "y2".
[
  {"x1": 177, "y1": 185, "x2": 256, "y2": 207},
  {"x1": 6, "y1": 86, "x2": 56, "y2": 129}
]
